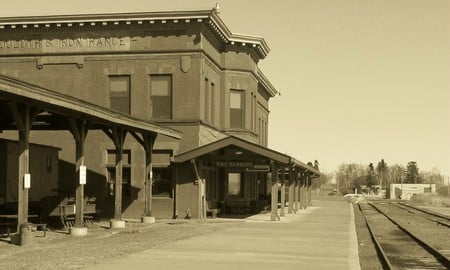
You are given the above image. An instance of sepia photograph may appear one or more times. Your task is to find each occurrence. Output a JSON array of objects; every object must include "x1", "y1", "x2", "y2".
[{"x1": 0, "y1": 1, "x2": 449, "y2": 269}]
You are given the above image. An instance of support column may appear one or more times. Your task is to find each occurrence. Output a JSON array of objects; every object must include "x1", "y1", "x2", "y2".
[
  {"x1": 307, "y1": 174, "x2": 312, "y2": 207},
  {"x1": 131, "y1": 132, "x2": 157, "y2": 223},
  {"x1": 294, "y1": 171, "x2": 299, "y2": 212},
  {"x1": 303, "y1": 173, "x2": 308, "y2": 209},
  {"x1": 280, "y1": 167, "x2": 286, "y2": 217},
  {"x1": 104, "y1": 128, "x2": 127, "y2": 229},
  {"x1": 69, "y1": 118, "x2": 89, "y2": 236},
  {"x1": 143, "y1": 134, "x2": 156, "y2": 222},
  {"x1": 8, "y1": 103, "x2": 37, "y2": 230},
  {"x1": 288, "y1": 167, "x2": 294, "y2": 214},
  {"x1": 270, "y1": 162, "x2": 280, "y2": 221},
  {"x1": 299, "y1": 172, "x2": 305, "y2": 209}
]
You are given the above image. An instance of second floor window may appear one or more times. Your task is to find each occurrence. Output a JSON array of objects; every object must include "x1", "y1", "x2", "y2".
[
  {"x1": 230, "y1": 90, "x2": 244, "y2": 128},
  {"x1": 109, "y1": 76, "x2": 130, "y2": 114},
  {"x1": 150, "y1": 75, "x2": 172, "y2": 119}
]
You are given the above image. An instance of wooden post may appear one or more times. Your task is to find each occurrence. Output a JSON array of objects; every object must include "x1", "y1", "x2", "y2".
[
  {"x1": 307, "y1": 174, "x2": 312, "y2": 207},
  {"x1": 130, "y1": 132, "x2": 157, "y2": 221},
  {"x1": 143, "y1": 134, "x2": 156, "y2": 217},
  {"x1": 301, "y1": 172, "x2": 307, "y2": 209},
  {"x1": 103, "y1": 128, "x2": 127, "y2": 222},
  {"x1": 69, "y1": 119, "x2": 89, "y2": 229},
  {"x1": 299, "y1": 172, "x2": 305, "y2": 210},
  {"x1": 294, "y1": 171, "x2": 299, "y2": 212},
  {"x1": 270, "y1": 162, "x2": 280, "y2": 221},
  {"x1": 280, "y1": 167, "x2": 286, "y2": 217},
  {"x1": 8, "y1": 103, "x2": 37, "y2": 230},
  {"x1": 288, "y1": 167, "x2": 294, "y2": 214}
]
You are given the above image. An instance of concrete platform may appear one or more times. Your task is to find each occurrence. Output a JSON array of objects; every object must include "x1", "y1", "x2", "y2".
[{"x1": 82, "y1": 199, "x2": 360, "y2": 270}]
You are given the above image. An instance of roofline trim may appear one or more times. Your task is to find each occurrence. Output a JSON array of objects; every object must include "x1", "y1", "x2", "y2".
[
  {"x1": 0, "y1": 8, "x2": 270, "y2": 59},
  {"x1": 257, "y1": 69, "x2": 278, "y2": 97}
]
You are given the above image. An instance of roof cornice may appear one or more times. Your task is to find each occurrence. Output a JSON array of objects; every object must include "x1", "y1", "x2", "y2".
[
  {"x1": 257, "y1": 69, "x2": 278, "y2": 97},
  {"x1": 0, "y1": 8, "x2": 270, "y2": 60}
]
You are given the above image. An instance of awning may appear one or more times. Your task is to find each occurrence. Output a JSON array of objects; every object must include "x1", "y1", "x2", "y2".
[
  {"x1": 0, "y1": 75, "x2": 182, "y2": 139},
  {"x1": 174, "y1": 135, "x2": 319, "y2": 176}
]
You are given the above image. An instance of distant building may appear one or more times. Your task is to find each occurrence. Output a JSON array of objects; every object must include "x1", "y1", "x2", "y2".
[
  {"x1": 389, "y1": 183, "x2": 436, "y2": 200},
  {"x1": 0, "y1": 7, "x2": 319, "y2": 227}
]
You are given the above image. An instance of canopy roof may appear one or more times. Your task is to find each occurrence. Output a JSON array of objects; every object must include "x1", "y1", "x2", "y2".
[
  {"x1": 174, "y1": 136, "x2": 320, "y2": 176},
  {"x1": 0, "y1": 75, "x2": 182, "y2": 139}
]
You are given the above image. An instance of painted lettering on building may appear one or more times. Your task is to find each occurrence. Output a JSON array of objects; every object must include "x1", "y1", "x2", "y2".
[
  {"x1": 0, "y1": 37, "x2": 130, "y2": 53},
  {"x1": 215, "y1": 161, "x2": 253, "y2": 168}
]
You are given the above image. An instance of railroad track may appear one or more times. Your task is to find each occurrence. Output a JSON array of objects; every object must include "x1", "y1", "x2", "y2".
[
  {"x1": 358, "y1": 202, "x2": 450, "y2": 269},
  {"x1": 392, "y1": 202, "x2": 450, "y2": 228}
]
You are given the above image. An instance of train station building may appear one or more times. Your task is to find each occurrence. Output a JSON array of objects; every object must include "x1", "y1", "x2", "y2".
[{"x1": 0, "y1": 7, "x2": 320, "y2": 235}]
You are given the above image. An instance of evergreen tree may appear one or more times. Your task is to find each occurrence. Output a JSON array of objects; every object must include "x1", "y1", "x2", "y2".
[
  {"x1": 366, "y1": 163, "x2": 377, "y2": 187},
  {"x1": 376, "y1": 159, "x2": 388, "y2": 189},
  {"x1": 405, "y1": 161, "x2": 420, "y2": 183}
]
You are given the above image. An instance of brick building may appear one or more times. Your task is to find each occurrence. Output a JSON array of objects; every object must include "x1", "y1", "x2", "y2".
[{"x1": 0, "y1": 7, "x2": 319, "y2": 232}]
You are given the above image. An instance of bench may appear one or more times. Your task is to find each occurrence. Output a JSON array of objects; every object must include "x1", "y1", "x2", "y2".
[
  {"x1": 224, "y1": 198, "x2": 251, "y2": 214},
  {"x1": 48, "y1": 196, "x2": 97, "y2": 228}
]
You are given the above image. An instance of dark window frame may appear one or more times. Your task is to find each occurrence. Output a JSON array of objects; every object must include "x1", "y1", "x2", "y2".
[{"x1": 150, "y1": 74, "x2": 172, "y2": 120}]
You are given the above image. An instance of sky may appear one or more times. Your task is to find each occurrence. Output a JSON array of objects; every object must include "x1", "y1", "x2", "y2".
[{"x1": 1, "y1": 0, "x2": 449, "y2": 176}]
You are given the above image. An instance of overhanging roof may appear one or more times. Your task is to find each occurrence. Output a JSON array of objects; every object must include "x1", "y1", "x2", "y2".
[
  {"x1": 0, "y1": 75, "x2": 182, "y2": 139},
  {"x1": 174, "y1": 136, "x2": 320, "y2": 175},
  {"x1": 290, "y1": 156, "x2": 321, "y2": 177},
  {"x1": 174, "y1": 136, "x2": 290, "y2": 164}
]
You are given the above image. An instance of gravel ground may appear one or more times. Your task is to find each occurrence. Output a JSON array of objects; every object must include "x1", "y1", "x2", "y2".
[
  {"x1": 352, "y1": 203, "x2": 384, "y2": 270},
  {"x1": 0, "y1": 219, "x2": 240, "y2": 270},
  {"x1": 371, "y1": 202, "x2": 450, "y2": 252},
  {"x1": 6, "y1": 195, "x2": 440, "y2": 270}
]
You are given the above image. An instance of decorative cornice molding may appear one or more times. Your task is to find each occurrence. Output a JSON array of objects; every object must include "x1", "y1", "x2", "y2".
[
  {"x1": 0, "y1": 8, "x2": 270, "y2": 60},
  {"x1": 256, "y1": 69, "x2": 278, "y2": 97}
]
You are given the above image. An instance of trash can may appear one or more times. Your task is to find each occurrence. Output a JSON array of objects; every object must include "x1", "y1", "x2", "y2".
[{"x1": 19, "y1": 223, "x2": 35, "y2": 246}]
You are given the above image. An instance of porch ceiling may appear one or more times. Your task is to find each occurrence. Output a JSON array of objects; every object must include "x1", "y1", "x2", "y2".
[{"x1": 0, "y1": 75, "x2": 182, "y2": 139}]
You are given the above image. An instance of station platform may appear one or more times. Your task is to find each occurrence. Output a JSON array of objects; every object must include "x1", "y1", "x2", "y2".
[{"x1": 83, "y1": 199, "x2": 360, "y2": 270}]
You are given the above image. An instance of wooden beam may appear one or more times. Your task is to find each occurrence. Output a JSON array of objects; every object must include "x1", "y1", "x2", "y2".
[
  {"x1": 280, "y1": 167, "x2": 286, "y2": 217},
  {"x1": 270, "y1": 162, "x2": 280, "y2": 221},
  {"x1": 288, "y1": 167, "x2": 295, "y2": 214},
  {"x1": 69, "y1": 118, "x2": 90, "y2": 228},
  {"x1": 143, "y1": 134, "x2": 156, "y2": 217},
  {"x1": 103, "y1": 127, "x2": 127, "y2": 221},
  {"x1": 300, "y1": 172, "x2": 306, "y2": 209},
  {"x1": 294, "y1": 171, "x2": 299, "y2": 212},
  {"x1": 130, "y1": 132, "x2": 157, "y2": 217},
  {"x1": 7, "y1": 102, "x2": 38, "y2": 229}
]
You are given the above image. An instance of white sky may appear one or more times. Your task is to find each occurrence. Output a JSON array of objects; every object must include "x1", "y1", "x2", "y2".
[{"x1": 2, "y1": 0, "x2": 449, "y2": 175}]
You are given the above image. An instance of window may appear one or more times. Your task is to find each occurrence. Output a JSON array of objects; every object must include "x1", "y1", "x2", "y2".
[
  {"x1": 150, "y1": 75, "x2": 172, "y2": 119},
  {"x1": 109, "y1": 76, "x2": 130, "y2": 114},
  {"x1": 210, "y1": 82, "x2": 215, "y2": 125},
  {"x1": 152, "y1": 168, "x2": 172, "y2": 197},
  {"x1": 230, "y1": 90, "x2": 244, "y2": 128},
  {"x1": 228, "y1": 173, "x2": 242, "y2": 196},
  {"x1": 106, "y1": 149, "x2": 132, "y2": 197},
  {"x1": 204, "y1": 78, "x2": 209, "y2": 122},
  {"x1": 107, "y1": 167, "x2": 131, "y2": 196}
]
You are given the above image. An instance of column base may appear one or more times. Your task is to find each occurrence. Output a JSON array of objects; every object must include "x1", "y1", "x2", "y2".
[
  {"x1": 70, "y1": 227, "x2": 88, "y2": 236},
  {"x1": 141, "y1": 216, "x2": 156, "y2": 224},
  {"x1": 109, "y1": 219, "x2": 126, "y2": 229}
]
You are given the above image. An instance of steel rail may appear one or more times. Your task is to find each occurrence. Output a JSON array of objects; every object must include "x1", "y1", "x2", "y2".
[
  {"x1": 391, "y1": 202, "x2": 450, "y2": 228},
  {"x1": 368, "y1": 202, "x2": 450, "y2": 269},
  {"x1": 357, "y1": 204, "x2": 394, "y2": 270}
]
